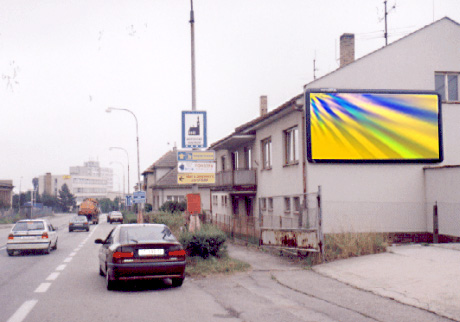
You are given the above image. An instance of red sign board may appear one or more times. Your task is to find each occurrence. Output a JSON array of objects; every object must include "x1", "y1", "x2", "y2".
[{"x1": 187, "y1": 194, "x2": 201, "y2": 215}]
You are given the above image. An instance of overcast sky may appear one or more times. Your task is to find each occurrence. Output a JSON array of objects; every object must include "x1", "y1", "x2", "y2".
[{"x1": 1, "y1": 0, "x2": 459, "y2": 193}]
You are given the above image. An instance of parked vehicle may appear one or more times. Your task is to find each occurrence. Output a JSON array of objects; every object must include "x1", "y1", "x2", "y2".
[
  {"x1": 69, "y1": 215, "x2": 90, "y2": 232},
  {"x1": 7, "y1": 219, "x2": 58, "y2": 256},
  {"x1": 107, "y1": 211, "x2": 123, "y2": 224},
  {"x1": 78, "y1": 198, "x2": 100, "y2": 224},
  {"x1": 95, "y1": 224, "x2": 186, "y2": 290}
]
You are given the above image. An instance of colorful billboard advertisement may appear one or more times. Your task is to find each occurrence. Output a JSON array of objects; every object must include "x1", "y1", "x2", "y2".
[{"x1": 306, "y1": 90, "x2": 443, "y2": 163}]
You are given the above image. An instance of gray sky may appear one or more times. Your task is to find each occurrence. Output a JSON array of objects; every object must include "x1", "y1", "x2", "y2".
[{"x1": 1, "y1": 0, "x2": 459, "y2": 193}]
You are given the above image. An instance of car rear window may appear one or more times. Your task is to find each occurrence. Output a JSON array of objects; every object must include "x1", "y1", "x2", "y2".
[
  {"x1": 72, "y1": 216, "x2": 87, "y2": 222},
  {"x1": 13, "y1": 221, "x2": 45, "y2": 231},
  {"x1": 119, "y1": 226, "x2": 177, "y2": 243}
]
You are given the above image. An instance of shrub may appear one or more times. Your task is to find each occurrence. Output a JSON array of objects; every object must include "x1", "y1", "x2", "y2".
[
  {"x1": 144, "y1": 211, "x2": 186, "y2": 234},
  {"x1": 180, "y1": 224, "x2": 227, "y2": 258},
  {"x1": 159, "y1": 201, "x2": 186, "y2": 213}
]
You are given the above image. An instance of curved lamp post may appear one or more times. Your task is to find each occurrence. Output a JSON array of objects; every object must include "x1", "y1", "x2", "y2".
[
  {"x1": 106, "y1": 107, "x2": 143, "y2": 223},
  {"x1": 109, "y1": 147, "x2": 130, "y2": 195}
]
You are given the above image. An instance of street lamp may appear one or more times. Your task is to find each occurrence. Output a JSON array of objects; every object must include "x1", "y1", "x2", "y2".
[
  {"x1": 110, "y1": 161, "x2": 125, "y2": 196},
  {"x1": 106, "y1": 107, "x2": 143, "y2": 223},
  {"x1": 109, "y1": 147, "x2": 130, "y2": 195}
]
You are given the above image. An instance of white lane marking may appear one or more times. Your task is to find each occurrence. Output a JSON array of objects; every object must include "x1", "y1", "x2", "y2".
[
  {"x1": 0, "y1": 246, "x2": 6, "y2": 250},
  {"x1": 63, "y1": 257, "x2": 73, "y2": 263},
  {"x1": 56, "y1": 264, "x2": 66, "y2": 271},
  {"x1": 69, "y1": 252, "x2": 77, "y2": 257},
  {"x1": 6, "y1": 299, "x2": 38, "y2": 322},
  {"x1": 35, "y1": 283, "x2": 51, "y2": 293},
  {"x1": 73, "y1": 248, "x2": 80, "y2": 252},
  {"x1": 46, "y1": 272, "x2": 60, "y2": 281}
]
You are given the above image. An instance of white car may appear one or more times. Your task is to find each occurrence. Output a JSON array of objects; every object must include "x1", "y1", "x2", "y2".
[{"x1": 7, "y1": 219, "x2": 58, "y2": 256}]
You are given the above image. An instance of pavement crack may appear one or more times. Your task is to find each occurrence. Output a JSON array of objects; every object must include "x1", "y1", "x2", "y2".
[{"x1": 272, "y1": 274, "x2": 385, "y2": 322}]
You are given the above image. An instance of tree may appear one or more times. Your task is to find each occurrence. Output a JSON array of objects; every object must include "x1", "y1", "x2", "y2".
[
  {"x1": 58, "y1": 184, "x2": 76, "y2": 213},
  {"x1": 41, "y1": 193, "x2": 59, "y2": 210}
]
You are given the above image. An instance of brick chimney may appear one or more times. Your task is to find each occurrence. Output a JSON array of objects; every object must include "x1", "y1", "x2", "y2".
[
  {"x1": 260, "y1": 95, "x2": 267, "y2": 116},
  {"x1": 340, "y1": 33, "x2": 355, "y2": 68}
]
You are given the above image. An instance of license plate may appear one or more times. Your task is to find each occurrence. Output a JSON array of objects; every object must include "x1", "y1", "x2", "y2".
[
  {"x1": 21, "y1": 236, "x2": 36, "y2": 240},
  {"x1": 138, "y1": 249, "x2": 164, "y2": 256}
]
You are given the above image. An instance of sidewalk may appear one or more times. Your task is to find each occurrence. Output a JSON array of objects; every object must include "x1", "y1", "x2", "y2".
[
  {"x1": 228, "y1": 242, "x2": 460, "y2": 321},
  {"x1": 311, "y1": 244, "x2": 460, "y2": 321}
]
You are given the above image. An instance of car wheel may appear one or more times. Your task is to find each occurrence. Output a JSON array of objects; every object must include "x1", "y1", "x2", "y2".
[
  {"x1": 43, "y1": 243, "x2": 51, "y2": 255},
  {"x1": 86, "y1": 228, "x2": 90, "y2": 232},
  {"x1": 106, "y1": 268, "x2": 117, "y2": 291},
  {"x1": 69, "y1": 229, "x2": 72, "y2": 232},
  {"x1": 99, "y1": 264, "x2": 104, "y2": 276},
  {"x1": 52, "y1": 239, "x2": 58, "y2": 250},
  {"x1": 7, "y1": 249, "x2": 14, "y2": 256},
  {"x1": 171, "y1": 277, "x2": 184, "y2": 287}
]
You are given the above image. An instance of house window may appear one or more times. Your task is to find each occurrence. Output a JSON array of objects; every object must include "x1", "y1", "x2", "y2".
[
  {"x1": 232, "y1": 151, "x2": 239, "y2": 170},
  {"x1": 435, "y1": 72, "x2": 459, "y2": 102},
  {"x1": 261, "y1": 138, "x2": 272, "y2": 169},
  {"x1": 268, "y1": 197, "x2": 273, "y2": 212},
  {"x1": 284, "y1": 126, "x2": 299, "y2": 165},
  {"x1": 221, "y1": 156, "x2": 226, "y2": 171},
  {"x1": 293, "y1": 197, "x2": 301, "y2": 213},
  {"x1": 244, "y1": 147, "x2": 252, "y2": 169},
  {"x1": 284, "y1": 197, "x2": 291, "y2": 213},
  {"x1": 260, "y1": 198, "x2": 266, "y2": 210}
]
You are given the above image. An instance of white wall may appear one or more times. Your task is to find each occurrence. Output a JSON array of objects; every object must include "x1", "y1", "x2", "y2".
[
  {"x1": 424, "y1": 166, "x2": 460, "y2": 238},
  {"x1": 304, "y1": 18, "x2": 460, "y2": 234}
]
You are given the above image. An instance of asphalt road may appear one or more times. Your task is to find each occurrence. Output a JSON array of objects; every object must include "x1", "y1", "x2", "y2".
[{"x1": 0, "y1": 214, "x2": 454, "y2": 322}]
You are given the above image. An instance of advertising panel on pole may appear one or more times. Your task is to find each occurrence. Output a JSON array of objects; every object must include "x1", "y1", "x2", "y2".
[
  {"x1": 182, "y1": 111, "x2": 207, "y2": 148},
  {"x1": 132, "y1": 191, "x2": 146, "y2": 204},
  {"x1": 186, "y1": 193, "x2": 201, "y2": 215},
  {"x1": 178, "y1": 161, "x2": 216, "y2": 173},
  {"x1": 178, "y1": 173, "x2": 215, "y2": 184},
  {"x1": 177, "y1": 150, "x2": 215, "y2": 162}
]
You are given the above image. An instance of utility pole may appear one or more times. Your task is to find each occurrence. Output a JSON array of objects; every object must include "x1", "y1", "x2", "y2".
[
  {"x1": 383, "y1": 0, "x2": 396, "y2": 46},
  {"x1": 384, "y1": 0, "x2": 388, "y2": 46},
  {"x1": 190, "y1": 0, "x2": 196, "y2": 111}
]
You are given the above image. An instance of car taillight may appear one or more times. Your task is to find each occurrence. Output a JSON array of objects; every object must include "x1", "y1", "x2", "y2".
[
  {"x1": 113, "y1": 251, "x2": 134, "y2": 264},
  {"x1": 8, "y1": 234, "x2": 14, "y2": 240},
  {"x1": 168, "y1": 250, "x2": 186, "y2": 257},
  {"x1": 41, "y1": 232, "x2": 49, "y2": 239}
]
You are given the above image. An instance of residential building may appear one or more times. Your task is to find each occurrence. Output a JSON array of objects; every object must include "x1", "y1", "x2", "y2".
[
  {"x1": 38, "y1": 161, "x2": 114, "y2": 204},
  {"x1": 0, "y1": 180, "x2": 14, "y2": 208},
  {"x1": 143, "y1": 147, "x2": 212, "y2": 215},
  {"x1": 210, "y1": 17, "x2": 460, "y2": 242}
]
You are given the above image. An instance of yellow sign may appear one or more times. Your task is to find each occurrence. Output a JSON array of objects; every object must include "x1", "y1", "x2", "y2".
[
  {"x1": 177, "y1": 151, "x2": 215, "y2": 161},
  {"x1": 177, "y1": 173, "x2": 215, "y2": 184}
]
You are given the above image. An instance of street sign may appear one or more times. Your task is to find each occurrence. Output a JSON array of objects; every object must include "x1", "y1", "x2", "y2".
[
  {"x1": 177, "y1": 150, "x2": 215, "y2": 161},
  {"x1": 126, "y1": 195, "x2": 133, "y2": 207},
  {"x1": 177, "y1": 173, "x2": 215, "y2": 184},
  {"x1": 182, "y1": 111, "x2": 207, "y2": 148},
  {"x1": 132, "y1": 191, "x2": 146, "y2": 204},
  {"x1": 178, "y1": 161, "x2": 216, "y2": 173}
]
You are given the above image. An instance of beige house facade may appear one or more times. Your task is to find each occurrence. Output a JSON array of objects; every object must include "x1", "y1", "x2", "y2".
[
  {"x1": 143, "y1": 148, "x2": 212, "y2": 214},
  {"x1": 210, "y1": 17, "x2": 460, "y2": 241}
]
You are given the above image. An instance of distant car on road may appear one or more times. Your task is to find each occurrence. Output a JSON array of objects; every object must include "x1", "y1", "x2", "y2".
[
  {"x1": 69, "y1": 215, "x2": 90, "y2": 232},
  {"x1": 7, "y1": 219, "x2": 58, "y2": 256},
  {"x1": 107, "y1": 211, "x2": 123, "y2": 224},
  {"x1": 95, "y1": 224, "x2": 186, "y2": 290}
]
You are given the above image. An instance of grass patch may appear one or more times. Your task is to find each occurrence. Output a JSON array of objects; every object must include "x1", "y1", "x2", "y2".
[
  {"x1": 324, "y1": 232, "x2": 389, "y2": 262},
  {"x1": 185, "y1": 254, "x2": 250, "y2": 278}
]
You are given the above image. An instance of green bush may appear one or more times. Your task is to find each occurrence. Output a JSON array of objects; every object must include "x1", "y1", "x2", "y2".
[
  {"x1": 145, "y1": 211, "x2": 186, "y2": 234},
  {"x1": 159, "y1": 201, "x2": 186, "y2": 213},
  {"x1": 180, "y1": 224, "x2": 227, "y2": 258}
]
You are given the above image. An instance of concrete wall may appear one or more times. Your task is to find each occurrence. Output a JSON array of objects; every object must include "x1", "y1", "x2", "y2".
[
  {"x1": 424, "y1": 166, "x2": 460, "y2": 238},
  {"x1": 303, "y1": 18, "x2": 460, "y2": 234}
]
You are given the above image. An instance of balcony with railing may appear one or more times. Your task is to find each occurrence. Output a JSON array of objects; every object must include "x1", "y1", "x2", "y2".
[{"x1": 215, "y1": 169, "x2": 257, "y2": 189}]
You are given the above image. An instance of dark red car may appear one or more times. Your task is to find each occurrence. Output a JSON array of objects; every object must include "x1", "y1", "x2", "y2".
[{"x1": 95, "y1": 224, "x2": 186, "y2": 290}]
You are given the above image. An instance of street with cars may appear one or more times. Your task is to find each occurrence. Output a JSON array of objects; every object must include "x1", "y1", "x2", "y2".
[{"x1": 0, "y1": 213, "x2": 455, "y2": 322}]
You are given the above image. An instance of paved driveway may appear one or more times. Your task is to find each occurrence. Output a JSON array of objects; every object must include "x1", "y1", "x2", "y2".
[{"x1": 313, "y1": 244, "x2": 460, "y2": 321}]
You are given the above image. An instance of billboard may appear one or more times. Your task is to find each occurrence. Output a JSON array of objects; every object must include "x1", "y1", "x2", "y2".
[{"x1": 306, "y1": 89, "x2": 443, "y2": 163}]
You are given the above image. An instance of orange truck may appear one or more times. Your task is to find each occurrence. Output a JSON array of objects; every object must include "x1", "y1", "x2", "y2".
[{"x1": 78, "y1": 198, "x2": 100, "y2": 224}]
